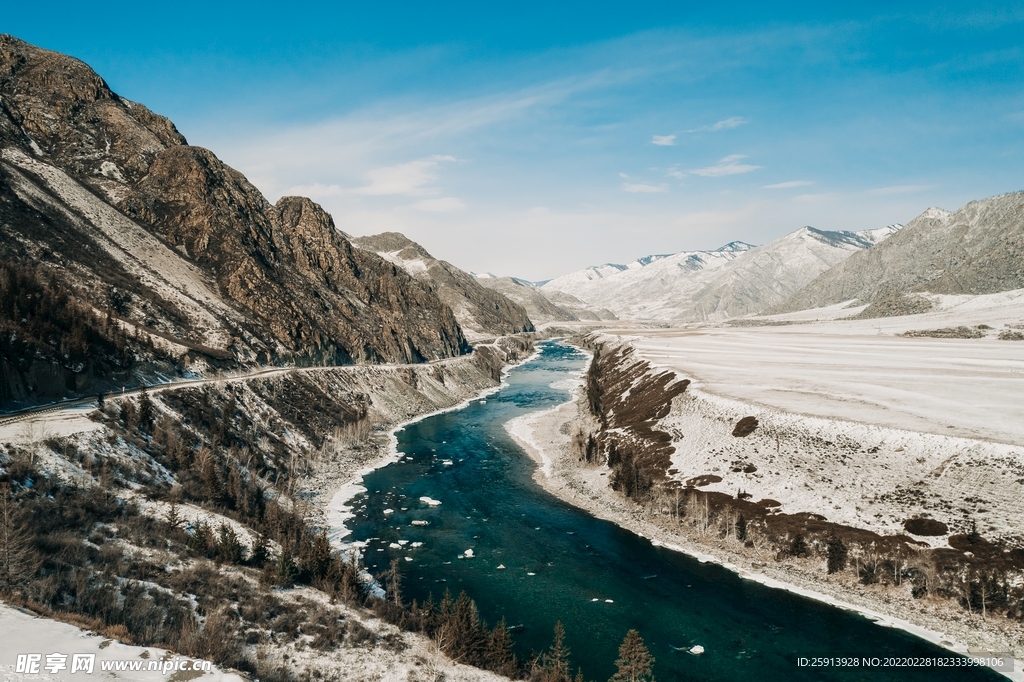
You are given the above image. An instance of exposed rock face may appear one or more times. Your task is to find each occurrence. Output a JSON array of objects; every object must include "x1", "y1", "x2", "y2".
[
  {"x1": 775, "y1": 194, "x2": 1024, "y2": 315},
  {"x1": 352, "y1": 232, "x2": 534, "y2": 338},
  {"x1": 476, "y1": 276, "x2": 618, "y2": 323},
  {"x1": 0, "y1": 34, "x2": 468, "y2": 408}
]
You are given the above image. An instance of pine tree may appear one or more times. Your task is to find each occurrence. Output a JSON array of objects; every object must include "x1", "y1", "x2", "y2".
[
  {"x1": 610, "y1": 630, "x2": 654, "y2": 682},
  {"x1": 541, "y1": 621, "x2": 572, "y2": 682},
  {"x1": 217, "y1": 523, "x2": 244, "y2": 564},
  {"x1": 484, "y1": 618, "x2": 519, "y2": 677},
  {"x1": 277, "y1": 549, "x2": 299, "y2": 585},
  {"x1": 736, "y1": 513, "x2": 747, "y2": 541},
  {"x1": 137, "y1": 386, "x2": 155, "y2": 433},
  {"x1": 445, "y1": 591, "x2": 485, "y2": 666},
  {"x1": 250, "y1": 533, "x2": 269, "y2": 567},
  {"x1": 790, "y1": 533, "x2": 810, "y2": 558},
  {"x1": 188, "y1": 520, "x2": 213, "y2": 555},
  {"x1": 386, "y1": 557, "x2": 402, "y2": 606},
  {"x1": 826, "y1": 533, "x2": 848, "y2": 574}
]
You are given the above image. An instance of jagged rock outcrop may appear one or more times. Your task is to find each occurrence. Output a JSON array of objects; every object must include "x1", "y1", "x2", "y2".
[
  {"x1": 774, "y1": 194, "x2": 1024, "y2": 315},
  {"x1": 0, "y1": 35, "x2": 470, "y2": 407},
  {"x1": 352, "y1": 232, "x2": 534, "y2": 338}
]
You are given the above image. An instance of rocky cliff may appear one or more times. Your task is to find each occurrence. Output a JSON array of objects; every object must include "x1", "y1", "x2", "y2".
[
  {"x1": 0, "y1": 35, "x2": 469, "y2": 407},
  {"x1": 352, "y1": 232, "x2": 534, "y2": 339}
]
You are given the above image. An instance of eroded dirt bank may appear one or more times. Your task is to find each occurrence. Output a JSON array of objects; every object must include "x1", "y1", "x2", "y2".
[{"x1": 507, "y1": 334, "x2": 1024, "y2": 674}]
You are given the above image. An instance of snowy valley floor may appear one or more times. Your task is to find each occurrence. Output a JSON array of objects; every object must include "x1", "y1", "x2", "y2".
[{"x1": 508, "y1": 310, "x2": 1024, "y2": 679}]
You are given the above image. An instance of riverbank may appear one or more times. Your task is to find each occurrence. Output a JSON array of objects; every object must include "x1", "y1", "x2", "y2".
[
  {"x1": 321, "y1": 338, "x2": 542, "y2": 548},
  {"x1": 505, "y1": 343, "x2": 1024, "y2": 682}
]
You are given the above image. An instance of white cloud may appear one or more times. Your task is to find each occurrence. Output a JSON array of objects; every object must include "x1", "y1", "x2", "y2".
[
  {"x1": 411, "y1": 197, "x2": 466, "y2": 212},
  {"x1": 690, "y1": 154, "x2": 761, "y2": 177},
  {"x1": 866, "y1": 184, "x2": 930, "y2": 195},
  {"x1": 763, "y1": 180, "x2": 814, "y2": 189},
  {"x1": 667, "y1": 167, "x2": 686, "y2": 180},
  {"x1": 623, "y1": 182, "x2": 669, "y2": 193},
  {"x1": 651, "y1": 134, "x2": 676, "y2": 146},
  {"x1": 687, "y1": 116, "x2": 748, "y2": 133},
  {"x1": 354, "y1": 155, "x2": 457, "y2": 196}
]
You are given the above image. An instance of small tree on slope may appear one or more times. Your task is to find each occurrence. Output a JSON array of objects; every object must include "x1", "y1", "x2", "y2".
[{"x1": 610, "y1": 629, "x2": 654, "y2": 682}]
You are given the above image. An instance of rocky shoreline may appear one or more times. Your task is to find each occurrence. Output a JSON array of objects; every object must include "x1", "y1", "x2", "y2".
[{"x1": 505, "y1": 342, "x2": 1024, "y2": 682}]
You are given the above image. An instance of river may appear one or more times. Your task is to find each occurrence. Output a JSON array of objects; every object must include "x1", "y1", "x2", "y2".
[{"x1": 343, "y1": 341, "x2": 1002, "y2": 681}]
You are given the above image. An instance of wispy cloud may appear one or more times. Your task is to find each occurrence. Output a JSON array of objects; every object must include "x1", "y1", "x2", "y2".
[
  {"x1": 687, "y1": 116, "x2": 748, "y2": 133},
  {"x1": 623, "y1": 182, "x2": 669, "y2": 193},
  {"x1": 690, "y1": 154, "x2": 761, "y2": 177},
  {"x1": 651, "y1": 134, "x2": 676, "y2": 146},
  {"x1": 411, "y1": 197, "x2": 466, "y2": 212},
  {"x1": 866, "y1": 184, "x2": 930, "y2": 195},
  {"x1": 763, "y1": 180, "x2": 813, "y2": 189},
  {"x1": 353, "y1": 155, "x2": 457, "y2": 196}
]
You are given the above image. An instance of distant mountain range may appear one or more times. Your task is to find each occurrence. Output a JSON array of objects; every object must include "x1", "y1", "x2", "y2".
[
  {"x1": 773, "y1": 193, "x2": 1024, "y2": 316},
  {"x1": 475, "y1": 276, "x2": 618, "y2": 324},
  {"x1": 540, "y1": 227, "x2": 900, "y2": 321}
]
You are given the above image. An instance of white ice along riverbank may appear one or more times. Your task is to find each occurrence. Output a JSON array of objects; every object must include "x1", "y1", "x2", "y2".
[{"x1": 325, "y1": 343, "x2": 544, "y2": 550}]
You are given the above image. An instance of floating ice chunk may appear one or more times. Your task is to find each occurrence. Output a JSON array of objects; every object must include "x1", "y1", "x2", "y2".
[
  {"x1": 591, "y1": 598, "x2": 599, "y2": 602},
  {"x1": 442, "y1": 460, "x2": 453, "y2": 466},
  {"x1": 404, "y1": 557, "x2": 413, "y2": 562},
  {"x1": 464, "y1": 549, "x2": 474, "y2": 558},
  {"x1": 383, "y1": 509, "x2": 394, "y2": 515},
  {"x1": 410, "y1": 542, "x2": 423, "y2": 548},
  {"x1": 604, "y1": 599, "x2": 614, "y2": 603},
  {"x1": 397, "y1": 540, "x2": 409, "y2": 546},
  {"x1": 389, "y1": 543, "x2": 401, "y2": 549},
  {"x1": 689, "y1": 645, "x2": 704, "y2": 655},
  {"x1": 496, "y1": 564, "x2": 506, "y2": 570},
  {"x1": 527, "y1": 572, "x2": 536, "y2": 576},
  {"x1": 411, "y1": 520, "x2": 429, "y2": 526},
  {"x1": 420, "y1": 496, "x2": 442, "y2": 506}
]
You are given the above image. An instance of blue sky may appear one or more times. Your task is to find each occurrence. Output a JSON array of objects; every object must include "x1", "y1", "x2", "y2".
[{"x1": 4, "y1": 2, "x2": 1023, "y2": 279}]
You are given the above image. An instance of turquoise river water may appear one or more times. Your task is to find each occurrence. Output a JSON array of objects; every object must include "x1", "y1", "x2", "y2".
[{"x1": 343, "y1": 341, "x2": 1002, "y2": 681}]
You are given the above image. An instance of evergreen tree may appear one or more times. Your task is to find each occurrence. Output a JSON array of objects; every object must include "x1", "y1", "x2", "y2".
[
  {"x1": 137, "y1": 386, "x2": 155, "y2": 433},
  {"x1": 736, "y1": 514, "x2": 747, "y2": 542},
  {"x1": 485, "y1": 618, "x2": 519, "y2": 677},
  {"x1": 188, "y1": 520, "x2": 212, "y2": 555},
  {"x1": 446, "y1": 591, "x2": 486, "y2": 666},
  {"x1": 277, "y1": 549, "x2": 299, "y2": 585},
  {"x1": 790, "y1": 533, "x2": 810, "y2": 558},
  {"x1": 540, "y1": 621, "x2": 572, "y2": 682},
  {"x1": 420, "y1": 592, "x2": 438, "y2": 636},
  {"x1": 826, "y1": 533, "x2": 848, "y2": 574},
  {"x1": 386, "y1": 557, "x2": 402, "y2": 606},
  {"x1": 216, "y1": 523, "x2": 244, "y2": 564},
  {"x1": 301, "y1": 531, "x2": 333, "y2": 581},
  {"x1": 250, "y1": 533, "x2": 269, "y2": 567},
  {"x1": 610, "y1": 630, "x2": 654, "y2": 682}
]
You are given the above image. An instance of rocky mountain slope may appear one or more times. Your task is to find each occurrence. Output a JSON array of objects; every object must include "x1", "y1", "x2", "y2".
[
  {"x1": 351, "y1": 232, "x2": 533, "y2": 339},
  {"x1": 475, "y1": 276, "x2": 618, "y2": 324},
  {"x1": 774, "y1": 193, "x2": 1024, "y2": 316},
  {"x1": 542, "y1": 226, "x2": 898, "y2": 321},
  {"x1": 0, "y1": 35, "x2": 468, "y2": 408}
]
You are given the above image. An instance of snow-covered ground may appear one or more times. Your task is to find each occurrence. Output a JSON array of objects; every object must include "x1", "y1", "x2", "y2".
[
  {"x1": 0, "y1": 603, "x2": 245, "y2": 681},
  {"x1": 612, "y1": 289, "x2": 1024, "y2": 446}
]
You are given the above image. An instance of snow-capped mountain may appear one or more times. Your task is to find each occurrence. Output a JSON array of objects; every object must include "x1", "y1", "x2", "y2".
[
  {"x1": 775, "y1": 194, "x2": 1024, "y2": 315},
  {"x1": 541, "y1": 227, "x2": 901, "y2": 321}
]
